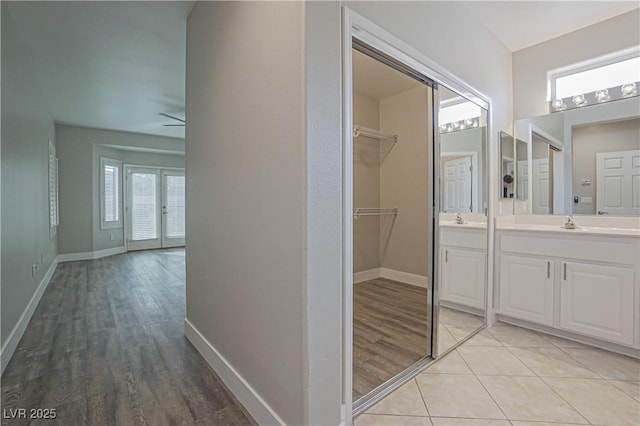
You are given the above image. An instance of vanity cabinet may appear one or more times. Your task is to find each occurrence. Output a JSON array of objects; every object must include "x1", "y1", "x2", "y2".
[
  {"x1": 440, "y1": 225, "x2": 486, "y2": 314},
  {"x1": 560, "y1": 261, "x2": 634, "y2": 346},
  {"x1": 500, "y1": 254, "x2": 554, "y2": 326},
  {"x1": 441, "y1": 247, "x2": 486, "y2": 311},
  {"x1": 496, "y1": 229, "x2": 639, "y2": 351}
]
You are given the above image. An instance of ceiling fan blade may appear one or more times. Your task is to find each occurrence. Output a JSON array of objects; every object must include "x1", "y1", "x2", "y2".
[{"x1": 159, "y1": 112, "x2": 186, "y2": 123}]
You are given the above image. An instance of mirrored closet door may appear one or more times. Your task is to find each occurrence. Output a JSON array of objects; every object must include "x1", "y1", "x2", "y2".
[
  {"x1": 351, "y1": 43, "x2": 435, "y2": 408},
  {"x1": 435, "y1": 86, "x2": 489, "y2": 356}
]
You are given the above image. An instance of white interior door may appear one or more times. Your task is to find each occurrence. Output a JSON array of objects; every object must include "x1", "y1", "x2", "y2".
[
  {"x1": 596, "y1": 150, "x2": 640, "y2": 215},
  {"x1": 517, "y1": 160, "x2": 529, "y2": 199},
  {"x1": 162, "y1": 171, "x2": 185, "y2": 248},
  {"x1": 443, "y1": 157, "x2": 472, "y2": 212},
  {"x1": 126, "y1": 167, "x2": 161, "y2": 251},
  {"x1": 532, "y1": 158, "x2": 550, "y2": 214}
]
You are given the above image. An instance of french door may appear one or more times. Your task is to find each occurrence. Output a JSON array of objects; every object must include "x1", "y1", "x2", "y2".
[{"x1": 125, "y1": 166, "x2": 185, "y2": 251}]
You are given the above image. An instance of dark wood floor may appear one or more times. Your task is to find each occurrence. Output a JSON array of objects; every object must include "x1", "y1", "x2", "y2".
[
  {"x1": 1, "y1": 249, "x2": 256, "y2": 426},
  {"x1": 353, "y1": 278, "x2": 430, "y2": 401}
]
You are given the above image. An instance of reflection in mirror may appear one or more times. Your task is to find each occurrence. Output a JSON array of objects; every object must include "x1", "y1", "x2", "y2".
[
  {"x1": 515, "y1": 96, "x2": 640, "y2": 216},
  {"x1": 515, "y1": 138, "x2": 528, "y2": 199},
  {"x1": 436, "y1": 86, "x2": 487, "y2": 356},
  {"x1": 500, "y1": 131, "x2": 515, "y2": 199},
  {"x1": 351, "y1": 47, "x2": 432, "y2": 403}
]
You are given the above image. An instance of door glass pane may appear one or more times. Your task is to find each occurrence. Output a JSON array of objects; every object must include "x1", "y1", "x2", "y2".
[
  {"x1": 165, "y1": 175, "x2": 185, "y2": 237},
  {"x1": 131, "y1": 173, "x2": 157, "y2": 241}
]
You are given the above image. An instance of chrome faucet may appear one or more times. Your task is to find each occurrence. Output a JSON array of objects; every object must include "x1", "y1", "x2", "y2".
[
  {"x1": 564, "y1": 215, "x2": 577, "y2": 229},
  {"x1": 455, "y1": 213, "x2": 465, "y2": 224}
]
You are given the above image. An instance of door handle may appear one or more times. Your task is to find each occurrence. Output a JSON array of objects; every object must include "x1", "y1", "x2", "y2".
[
  {"x1": 563, "y1": 262, "x2": 567, "y2": 280},
  {"x1": 547, "y1": 261, "x2": 550, "y2": 278},
  {"x1": 597, "y1": 210, "x2": 608, "y2": 215}
]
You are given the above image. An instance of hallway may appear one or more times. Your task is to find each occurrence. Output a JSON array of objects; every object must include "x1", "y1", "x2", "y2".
[{"x1": 1, "y1": 250, "x2": 255, "y2": 425}]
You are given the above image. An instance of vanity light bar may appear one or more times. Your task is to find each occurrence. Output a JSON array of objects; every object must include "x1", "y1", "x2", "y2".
[
  {"x1": 550, "y1": 81, "x2": 639, "y2": 113},
  {"x1": 439, "y1": 117, "x2": 480, "y2": 133}
]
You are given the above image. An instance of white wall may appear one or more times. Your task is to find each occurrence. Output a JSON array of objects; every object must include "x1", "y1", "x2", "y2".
[
  {"x1": 186, "y1": 2, "x2": 306, "y2": 425},
  {"x1": 513, "y1": 9, "x2": 640, "y2": 120},
  {"x1": 56, "y1": 124, "x2": 184, "y2": 254},
  {"x1": 1, "y1": 4, "x2": 57, "y2": 356}
]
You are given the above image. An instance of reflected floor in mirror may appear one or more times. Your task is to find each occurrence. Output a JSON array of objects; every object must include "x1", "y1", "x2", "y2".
[
  {"x1": 353, "y1": 278, "x2": 429, "y2": 401},
  {"x1": 438, "y1": 306, "x2": 484, "y2": 354}
]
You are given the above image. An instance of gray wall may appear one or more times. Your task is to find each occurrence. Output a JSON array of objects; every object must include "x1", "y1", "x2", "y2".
[
  {"x1": 380, "y1": 86, "x2": 431, "y2": 277},
  {"x1": 1, "y1": 4, "x2": 57, "y2": 351},
  {"x1": 572, "y1": 118, "x2": 640, "y2": 214},
  {"x1": 186, "y1": 2, "x2": 305, "y2": 425},
  {"x1": 56, "y1": 124, "x2": 184, "y2": 254},
  {"x1": 353, "y1": 91, "x2": 381, "y2": 273},
  {"x1": 513, "y1": 9, "x2": 640, "y2": 120}
]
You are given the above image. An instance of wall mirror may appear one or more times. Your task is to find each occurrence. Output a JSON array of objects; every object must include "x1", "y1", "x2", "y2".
[
  {"x1": 436, "y1": 85, "x2": 488, "y2": 356},
  {"x1": 500, "y1": 131, "x2": 515, "y2": 199},
  {"x1": 514, "y1": 96, "x2": 640, "y2": 216}
]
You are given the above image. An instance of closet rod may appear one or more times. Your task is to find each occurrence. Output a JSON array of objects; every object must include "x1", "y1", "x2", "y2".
[
  {"x1": 353, "y1": 208, "x2": 398, "y2": 220},
  {"x1": 353, "y1": 125, "x2": 397, "y2": 143}
]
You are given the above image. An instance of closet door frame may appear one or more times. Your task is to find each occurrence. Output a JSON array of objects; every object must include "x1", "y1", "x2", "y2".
[{"x1": 342, "y1": 7, "x2": 494, "y2": 422}]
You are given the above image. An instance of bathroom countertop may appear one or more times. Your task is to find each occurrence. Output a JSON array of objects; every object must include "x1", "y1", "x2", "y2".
[
  {"x1": 496, "y1": 223, "x2": 640, "y2": 237},
  {"x1": 440, "y1": 221, "x2": 487, "y2": 230}
]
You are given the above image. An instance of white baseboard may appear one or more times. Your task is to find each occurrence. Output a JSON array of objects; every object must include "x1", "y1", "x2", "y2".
[
  {"x1": 440, "y1": 300, "x2": 485, "y2": 317},
  {"x1": 354, "y1": 267, "x2": 428, "y2": 288},
  {"x1": 57, "y1": 246, "x2": 126, "y2": 262},
  {"x1": 1, "y1": 258, "x2": 58, "y2": 375},
  {"x1": 184, "y1": 318, "x2": 285, "y2": 425},
  {"x1": 380, "y1": 268, "x2": 428, "y2": 288},
  {"x1": 354, "y1": 268, "x2": 382, "y2": 284}
]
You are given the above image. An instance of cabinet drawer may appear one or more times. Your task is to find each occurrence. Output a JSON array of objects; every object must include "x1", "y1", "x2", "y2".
[
  {"x1": 500, "y1": 233, "x2": 638, "y2": 265},
  {"x1": 440, "y1": 227, "x2": 486, "y2": 250}
]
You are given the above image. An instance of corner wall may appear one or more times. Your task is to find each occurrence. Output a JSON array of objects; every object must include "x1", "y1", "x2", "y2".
[{"x1": 1, "y1": 4, "x2": 57, "y2": 364}]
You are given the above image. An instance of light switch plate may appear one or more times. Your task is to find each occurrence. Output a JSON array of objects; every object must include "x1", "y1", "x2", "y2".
[
  {"x1": 581, "y1": 196, "x2": 593, "y2": 204},
  {"x1": 581, "y1": 178, "x2": 592, "y2": 186}
]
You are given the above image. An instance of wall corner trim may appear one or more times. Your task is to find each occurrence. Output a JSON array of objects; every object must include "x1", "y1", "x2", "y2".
[
  {"x1": 1, "y1": 258, "x2": 58, "y2": 375},
  {"x1": 184, "y1": 318, "x2": 285, "y2": 426},
  {"x1": 57, "y1": 246, "x2": 126, "y2": 262}
]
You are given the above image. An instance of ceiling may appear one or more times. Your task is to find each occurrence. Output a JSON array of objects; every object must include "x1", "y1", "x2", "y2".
[
  {"x1": 5, "y1": 2, "x2": 637, "y2": 140},
  {"x1": 462, "y1": 1, "x2": 639, "y2": 52},
  {"x1": 6, "y1": 1, "x2": 194, "y2": 139}
]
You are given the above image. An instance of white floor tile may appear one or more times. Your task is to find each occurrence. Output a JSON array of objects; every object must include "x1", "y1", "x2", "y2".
[
  {"x1": 423, "y1": 350, "x2": 472, "y2": 375},
  {"x1": 367, "y1": 380, "x2": 428, "y2": 417},
  {"x1": 457, "y1": 346, "x2": 534, "y2": 376},
  {"x1": 488, "y1": 323, "x2": 556, "y2": 347},
  {"x1": 508, "y1": 347, "x2": 600, "y2": 378},
  {"x1": 415, "y1": 374, "x2": 505, "y2": 419},
  {"x1": 544, "y1": 377, "x2": 640, "y2": 425},
  {"x1": 562, "y1": 348, "x2": 640, "y2": 380},
  {"x1": 478, "y1": 375, "x2": 587, "y2": 424}
]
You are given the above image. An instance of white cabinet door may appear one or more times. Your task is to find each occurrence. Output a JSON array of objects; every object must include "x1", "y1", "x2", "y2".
[
  {"x1": 560, "y1": 261, "x2": 634, "y2": 345},
  {"x1": 499, "y1": 254, "x2": 554, "y2": 326},
  {"x1": 441, "y1": 247, "x2": 486, "y2": 310}
]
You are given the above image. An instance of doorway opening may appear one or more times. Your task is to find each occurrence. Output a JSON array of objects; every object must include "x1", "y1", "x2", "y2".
[{"x1": 124, "y1": 166, "x2": 185, "y2": 251}]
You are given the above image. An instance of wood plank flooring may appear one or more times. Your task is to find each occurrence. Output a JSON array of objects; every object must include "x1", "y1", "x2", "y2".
[
  {"x1": 1, "y1": 249, "x2": 256, "y2": 426},
  {"x1": 353, "y1": 278, "x2": 430, "y2": 401}
]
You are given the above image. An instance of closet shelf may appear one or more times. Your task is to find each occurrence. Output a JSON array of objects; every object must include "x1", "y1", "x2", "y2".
[
  {"x1": 353, "y1": 125, "x2": 397, "y2": 144},
  {"x1": 353, "y1": 208, "x2": 398, "y2": 220}
]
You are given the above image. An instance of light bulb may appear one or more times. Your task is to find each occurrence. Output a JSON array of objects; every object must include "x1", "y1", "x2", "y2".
[
  {"x1": 452, "y1": 121, "x2": 460, "y2": 129},
  {"x1": 572, "y1": 94, "x2": 587, "y2": 107},
  {"x1": 595, "y1": 89, "x2": 610, "y2": 103},
  {"x1": 621, "y1": 82, "x2": 638, "y2": 98},
  {"x1": 472, "y1": 120, "x2": 478, "y2": 128},
  {"x1": 552, "y1": 99, "x2": 567, "y2": 111},
  {"x1": 439, "y1": 124, "x2": 448, "y2": 132},
  {"x1": 464, "y1": 118, "x2": 474, "y2": 126},
  {"x1": 446, "y1": 125, "x2": 453, "y2": 132}
]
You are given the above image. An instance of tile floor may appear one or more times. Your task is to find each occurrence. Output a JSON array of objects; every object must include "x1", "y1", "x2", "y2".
[
  {"x1": 437, "y1": 307, "x2": 484, "y2": 354},
  {"x1": 355, "y1": 322, "x2": 640, "y2": 426}
]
